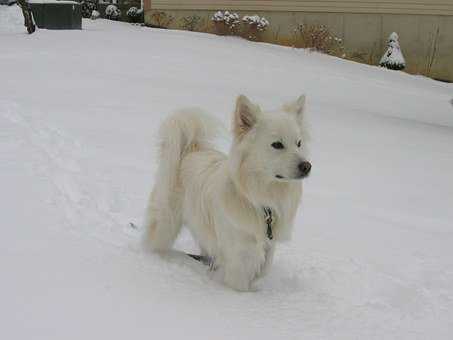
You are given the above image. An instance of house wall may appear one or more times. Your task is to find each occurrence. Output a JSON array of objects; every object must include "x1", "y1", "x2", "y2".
[{"x1": 144, "y1": 1, "x2": 453, "y2": 81}]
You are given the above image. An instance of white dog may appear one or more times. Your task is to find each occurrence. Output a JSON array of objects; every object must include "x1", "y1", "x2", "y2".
[{"x1": 143, "y1": 95, "x2": 311, "y2": 291}]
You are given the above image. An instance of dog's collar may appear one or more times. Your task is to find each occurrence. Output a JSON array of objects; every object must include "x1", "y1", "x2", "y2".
[{"x1": 263, "y1": 207, "x2": 273, "y2": 240}]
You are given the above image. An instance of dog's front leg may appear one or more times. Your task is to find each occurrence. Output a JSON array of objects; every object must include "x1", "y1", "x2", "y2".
[
  {"x1": 223, "y1": 240, "x2": 265, "y2": 291},
  {"x1": 256, "y1": 241, "x2": 275, "y2": 279}
]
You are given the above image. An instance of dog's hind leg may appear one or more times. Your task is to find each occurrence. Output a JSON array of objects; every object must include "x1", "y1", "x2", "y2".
[{"x1": 142, "y1": 109, "x2": 219, "y2": 253}]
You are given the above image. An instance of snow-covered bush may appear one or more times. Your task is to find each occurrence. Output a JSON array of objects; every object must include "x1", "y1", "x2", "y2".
[
  {"x1": 242, "y1": 15, "x2": 269, "y2": 40},
  {"x1": 127, "y1": 6, "x2": 138, "y2": 17},
  {"x1": 211, "y1": 10, "x2": 240, "y2": 35},
  {"x1": 81, "y1": 0, "x2": 97, "y2": 19},
  {"x1": 91, "y1": 10, "x2": 100, "y2": 20},
  {"x1": 105, "y1": 4, "x2": 121, "y2": 20},
  {"x1": 127, "y1": 6, "x2": 143, "y2": 23},
  {"x1": 380, "y1": 32, "x2": 406, "y2": 71},
  {"x1": 242, "y1": 15, "x2": 269, "y2": 31},
  {"x1": 293, "y1": 23, "x2": 345, "y2": 57}
]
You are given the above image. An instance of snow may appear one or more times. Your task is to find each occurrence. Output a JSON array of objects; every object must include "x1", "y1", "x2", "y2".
[{"x1": 1, "y1": 6, "x2": 453, "y2": 340}]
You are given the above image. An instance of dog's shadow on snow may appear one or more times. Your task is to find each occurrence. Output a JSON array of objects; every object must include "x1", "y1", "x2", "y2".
[
  {"x1": 148, "y1": 249, "x2": 235, "y2": 291},
  {"x1": 134, "y1": 229, "x2": 326, "y2": 296},
  {"x1": 153, "y1": 249, "x2": 323, "y2": 296},
  {"x1": 133, "y1": 232, "x2": 322, "y2": 295}
]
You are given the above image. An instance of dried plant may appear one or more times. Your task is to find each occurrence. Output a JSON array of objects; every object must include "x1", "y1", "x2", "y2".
[
  {"x1": 180, "y1": 15, "x2": 202, "y2": 31},
  {"x1": 426, "y1": 27, "x2": 440, "y2": 76},
  {"x1": 151, "y1": 11, "x2": 174, "y2": 28},
  {"x1": 293, "y1": 23, "x2": 345, "y2": 57}
]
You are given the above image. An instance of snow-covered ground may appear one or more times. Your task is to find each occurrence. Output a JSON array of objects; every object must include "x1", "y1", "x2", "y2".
[{"x1": 1, "y1": 6, "x2": 453, "y2": 339}]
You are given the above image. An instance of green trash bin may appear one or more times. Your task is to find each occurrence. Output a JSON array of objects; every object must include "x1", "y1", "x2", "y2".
[{"x1": 30, "y1": 0, "x2": 82, "y2": 29}]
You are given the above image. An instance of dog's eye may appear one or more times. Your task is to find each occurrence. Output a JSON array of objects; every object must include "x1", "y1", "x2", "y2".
[
  {"x1": 271, "y1": 141, "x2": 284, "y2": 149},
  {"x1": 297, "y1": 140, "x2": 302, "y2": 148}
]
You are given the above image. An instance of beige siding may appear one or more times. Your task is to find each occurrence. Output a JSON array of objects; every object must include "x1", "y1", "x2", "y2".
[
  {"x1": 151, "y1": 0, "x2": 453, "y2": 16},
  {"x1": 145, "y1": 2, "x2": 453, "y2": 80}
]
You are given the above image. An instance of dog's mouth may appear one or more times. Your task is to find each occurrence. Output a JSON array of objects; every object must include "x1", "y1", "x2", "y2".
[
  {"x1": 275, "y1": 174, "x2": 304, "y2": 181},
  {"x1": 275, "y1": 173, "x2": 311, "y2": 180}
]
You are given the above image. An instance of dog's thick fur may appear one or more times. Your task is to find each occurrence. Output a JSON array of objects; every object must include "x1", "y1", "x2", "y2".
[{"x1": 143, "y1": 95, "x2": 311, "y2": 291}]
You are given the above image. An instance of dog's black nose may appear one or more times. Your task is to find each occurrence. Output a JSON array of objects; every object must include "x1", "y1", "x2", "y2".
[{"x1": 298, "y1": 161, "x2": 312, "y2": 176}]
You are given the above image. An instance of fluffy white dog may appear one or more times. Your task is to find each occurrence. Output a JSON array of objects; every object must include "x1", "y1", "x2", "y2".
[{"x1": 143, "y1": 95, "x2": 311, "y2": 291}]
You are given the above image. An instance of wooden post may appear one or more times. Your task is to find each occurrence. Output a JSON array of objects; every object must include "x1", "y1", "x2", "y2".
[{"x1": 143, "y1": 0, "x2": 150, "y2": 12}]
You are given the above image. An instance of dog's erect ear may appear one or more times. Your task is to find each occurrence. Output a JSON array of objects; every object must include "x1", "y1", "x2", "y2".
[
  {"x1": 283, "y1": 95, "x2": 306, "y2": 126},
  {"x1": 233, "y1": 95, "x2": 260, "y2": 139}
]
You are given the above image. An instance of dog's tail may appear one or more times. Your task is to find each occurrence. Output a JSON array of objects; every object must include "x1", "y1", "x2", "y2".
[{"x1": 142, "y1": 109, "x2": 221, "y2": 252}]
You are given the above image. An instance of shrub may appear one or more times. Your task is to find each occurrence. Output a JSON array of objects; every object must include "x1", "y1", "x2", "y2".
[
  {"x1": 91, "y1": 9, "x2": 100, "y2": 20},
  {"x1": 180, "y1": 15, "x2": 202, "y2": 31},
  {"x1": 293, "y1": 23, "x2": 345, "y2": 57},
  {"x1": 127, "y1": 6, "x2": 143, "y2": 23},
  {"x1": 211, "y1": 10, "x2": 240, "y2": 35},
  {"x1": 242, "y1": 15, "x2": 269, "y2": 40},
  {"x1": 127, "y1": 6, "x2": 138, "y2": 17},
  {"x1": 81, "y1": 0, "x2": 97, "y2": 19},
  {"x1": 105, "y1": 4, "x2": 121, "y2": 20},
  {"x1": 379, "y1": 32, "x2": 406, "y2": 71},
  {"x1": 150, "y1": 11, "x2": 174, "y2": 28}
]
